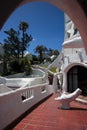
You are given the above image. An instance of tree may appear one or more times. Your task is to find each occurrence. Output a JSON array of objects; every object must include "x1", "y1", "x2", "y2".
[
  {"x1": 4, "y1": 28, "x2": 20, "y2": 59},
  {"x1": 34, "y1": 45, "x2": 48, "y2": 63},
  {"x1": 53, "y1": 49, "x2": 59, "y2": 56},
  {"x1": 4, "y1": 21, "x2": 32, "y2": 59},
  {"x1": 19, "y1": 21, "x2": 32, "y2": 58},
  {"x1": 47, "y1": 48, "x2": 59, "y2": 56},
  {"x1": 2, "y1": 21, "x2": 32, "y2": 75},
  {"x1": 47, "y1": 48, "x2": 53, "y2": 56}
]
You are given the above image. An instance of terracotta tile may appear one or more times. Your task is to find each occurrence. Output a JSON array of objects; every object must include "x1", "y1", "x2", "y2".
[
  {"x1": 14, "y1": 122, "x2": 26, "y2": 129},
  {"x1": 13, "y1": 128, "x2": 23, "y2": 130},
  {"x1": 13, "y1": 94, "x2": 87, "y2": 130},
  {"x1": 24, "y1": 124, "x2": 35, "y2": 130},
  {"x1": 34, "y1": 126, "x2": 45, "y2": 130},
  {"x1": 44, "y1": 126, "x2": 56, "y2": 130}
]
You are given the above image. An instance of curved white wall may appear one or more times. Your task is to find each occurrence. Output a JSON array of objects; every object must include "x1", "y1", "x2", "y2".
[{"x1": 0, "y1": 83, "x2": 53, "y2": 130}]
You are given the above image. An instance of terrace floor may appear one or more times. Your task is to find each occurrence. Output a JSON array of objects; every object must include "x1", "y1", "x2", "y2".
[{"x1": 13, "y1": 94, "x2": 87, "y2": 130}]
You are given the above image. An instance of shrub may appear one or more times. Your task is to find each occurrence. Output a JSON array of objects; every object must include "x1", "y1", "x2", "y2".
[
  {"x1": 10, "y1": 59, "x2": 21, "y2": 73},
  {"x1": 9, "y1": 57, "x2": 32, "y2": 74}
]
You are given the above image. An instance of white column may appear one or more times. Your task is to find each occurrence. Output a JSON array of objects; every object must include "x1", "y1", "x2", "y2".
[
  {"x1": 53, "y1": 73, "x2": 58, "y2": 93},
  {"x1": 62, "y1": 72, "x2": 67, "y2": 92}
]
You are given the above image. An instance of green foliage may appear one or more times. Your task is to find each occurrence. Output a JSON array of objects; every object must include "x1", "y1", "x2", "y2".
[
  {"x1": 1, "y1": 21, "x2": 33, "y2": 76},
  {"x1": 19, "y1": 21, "x2": 29, "y2": 32},
  {"x1": 24, "y1": 57, "x2": 32, "y2": 73},
  {"x1": 25, "y1": 65, "x2": 32, "y2": 75},
  {"x1": 23, "y1": 57, "x2": 32, "y2": 75},
  {"x1": 47, "y1": 48, "x2": 59, "y2": 56},
  {"x1": 34, "y1": 45, "x2": 48, "y2": 63},
  {"x1": 53, "y1": 49, "x2": 59, "y2": 56},
  {"x1": 10, "y1": 59, "x2": 22, "y2": 73},
  {"x1": 39, "y1": 64, "x2": 48, "y2": 69},
  {"x1": 34, "y1": 45, "x2": 60, "y2": 64},
  {"x1": 9, "y1": 57, "x2": 32, "y2": 75},
  {"x1": 50, "y1": 67, "x2": 57, "y2": 73},
  {"x1": 19, "y1": 21, "x2": 32, "y2": 58},
  {"x1": 4, "y1": 28, "x2": 20, "y2": 59},
  {"x1": 4, "y1": 21, "x2": 32, "y2": 59},
  {"x1": 31, "y1": 55, "x2": 39, "y2": 64}
]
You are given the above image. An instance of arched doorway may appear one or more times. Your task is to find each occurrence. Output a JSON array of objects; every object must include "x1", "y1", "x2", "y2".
[{"x1": 67, "y1": 65, "x2": 87, "y2": 95}]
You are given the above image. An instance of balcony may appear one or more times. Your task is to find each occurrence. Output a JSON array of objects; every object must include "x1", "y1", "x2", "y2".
[
  {"x1": 5, "y1": 94, "x2": 87, "y2": 130},
  {"x1": 63, "y1": 34, "x2": 83, "y2": 48},
  {"x1": 0, "y1": 76, "x2": 87, "y2": 130}
]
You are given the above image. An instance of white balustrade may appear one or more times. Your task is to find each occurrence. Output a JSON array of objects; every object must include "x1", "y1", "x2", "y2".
[{"x1": 0, "y1": 83, "x2": 53, "y2": 130}]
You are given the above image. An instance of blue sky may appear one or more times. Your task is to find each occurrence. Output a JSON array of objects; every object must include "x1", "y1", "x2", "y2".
[{"x1": 0, "y1": 2, "x2": 64, "y2": 54}]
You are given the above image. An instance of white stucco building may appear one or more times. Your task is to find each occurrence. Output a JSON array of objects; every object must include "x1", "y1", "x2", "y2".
[{"x1": 60, "y1": 14, "x2": 87, "y2": 96}]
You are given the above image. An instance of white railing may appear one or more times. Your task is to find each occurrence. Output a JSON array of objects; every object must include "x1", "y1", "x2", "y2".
[
  {"x1": 6, "y1": 72, "x2": 47, "y2": 90},
  {"x1": 47, "y1": 52, "x2": 63, "y2": 70},
  {"x1": 0, "y1": 83, "x2": 53, "y2": 130}
]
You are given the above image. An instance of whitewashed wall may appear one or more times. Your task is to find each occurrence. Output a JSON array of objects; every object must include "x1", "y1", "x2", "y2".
[{"x1": 0, "y1": 83, "x2": 53, "y2": 130}]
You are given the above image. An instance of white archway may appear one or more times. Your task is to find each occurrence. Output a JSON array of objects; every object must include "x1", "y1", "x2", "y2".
[
  {"x1": 0, "y1": 0, "x2": 87, "y2": 52},
  {"x1": 63, "y1": 62, "x2": 87, "y2": 92}
]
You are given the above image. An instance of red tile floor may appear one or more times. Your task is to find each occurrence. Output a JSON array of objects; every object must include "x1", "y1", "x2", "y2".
[{"x1": 13, "y1": 94, "x2": 87, "y2": 130}]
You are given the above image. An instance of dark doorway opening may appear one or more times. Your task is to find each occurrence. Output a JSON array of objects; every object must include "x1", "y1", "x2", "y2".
[{"x1": 67, "y1": 65, "x2": 87, "y2": 96}]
